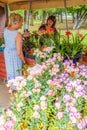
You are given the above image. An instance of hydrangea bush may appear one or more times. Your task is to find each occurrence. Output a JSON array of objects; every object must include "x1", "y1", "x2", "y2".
[{"x1": 6, "y1": 51, "x2": 87, "y2": 130}]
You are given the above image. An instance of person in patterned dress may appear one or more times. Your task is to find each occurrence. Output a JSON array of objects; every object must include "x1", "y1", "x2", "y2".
[{"x1": 4, "y1": 13, "x2": 26, "y2": 81}]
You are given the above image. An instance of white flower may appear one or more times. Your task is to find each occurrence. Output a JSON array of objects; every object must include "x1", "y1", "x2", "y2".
[
  {"x1": 40, "y1": 96, "x2": 46, "y2": 101},
  {"x1": 33, "y1": 105, "x2": 40, "y2": 111},
  {"x1": 17, "y1": 102, "x2": 23, "y2": 111},
  {"x1": 70, "y1": 116, "x2": 77, "y2": 124},
  {"x1": 56, "y1": 111, "x2": 64, "y2": 120},
  {"x1": 32, "y1": 111, "x2": 40, "y2": 119},
  {"x1": 0, "y1": 115, "x2": 5, "y2": 125},
  {"x1": 54, "y1": 102, "x2": 61, "y2": 109},
  {"x1": 40, "y1": 101, "x2": 47, "y2": 110}
]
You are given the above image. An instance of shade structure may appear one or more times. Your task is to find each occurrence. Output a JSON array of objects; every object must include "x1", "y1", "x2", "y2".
[{"x1": 0, "y1": 0, "x2": 87, "y2": 11}]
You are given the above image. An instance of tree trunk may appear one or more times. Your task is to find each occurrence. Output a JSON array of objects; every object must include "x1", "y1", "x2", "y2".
[
  {"x1": 59, "y1": 9, "x2": 63, "y2": 23},
  {"x1": 42, "y1": 10, "x2": 47, "y2": 24},
  {"x1": 24, "y1": 10, "x2": 30, "y2": 31},
  {"x1": 57, "y1": 12, "x2": 60, "y2": 21},
  {"x1": 30, "y1": 11, "x2": 34, "y2": 26},
  {"x1": 72, "y1": 14, "x2": 75, "y2": 23}
]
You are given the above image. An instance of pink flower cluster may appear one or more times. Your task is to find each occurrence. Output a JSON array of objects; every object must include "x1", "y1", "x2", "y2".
[{"x1": 0, "y1": 109, "x2": 16, "y2": 130}]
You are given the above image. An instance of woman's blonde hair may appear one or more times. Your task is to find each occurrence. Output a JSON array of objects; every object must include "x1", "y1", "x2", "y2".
[{"x1": 8, "y1": 13, "x2": 23, "y2": 26}]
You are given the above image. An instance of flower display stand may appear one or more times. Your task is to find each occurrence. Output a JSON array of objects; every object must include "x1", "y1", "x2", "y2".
[{"x1": 0, "y1": 51, "x2": 7, "y2": 80}]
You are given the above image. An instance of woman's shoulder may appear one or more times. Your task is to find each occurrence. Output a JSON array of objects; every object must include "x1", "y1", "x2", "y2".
[
  {"x1": 16, "y1": 32, "x2": 22, "y2": 39},
  {"x1": 4, "y1": 27, "x2": 18, "y2": 33},
  {"x1": 4, "y1": 27, "x2": 7, "y2": 31}
]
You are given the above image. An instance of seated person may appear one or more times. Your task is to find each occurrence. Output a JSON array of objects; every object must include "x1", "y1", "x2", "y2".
[
  {"x1": 39, "y1": 15, "x2": 57, "y2": 33},
  {"x1": 38, "y1": 15, "x2": 58, "y2": 45}
]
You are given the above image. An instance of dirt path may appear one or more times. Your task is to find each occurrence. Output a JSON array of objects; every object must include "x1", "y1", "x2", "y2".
[{"x1": 0, "y1": 79, "x2": 10, "y2": 108}]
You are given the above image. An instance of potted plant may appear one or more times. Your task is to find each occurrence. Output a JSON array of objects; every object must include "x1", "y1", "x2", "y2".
[
  {"x1": 61, "y1": 32, "x2": 87, "y2": 63},
  {"x1": 82, "y1": 50, "x2": 87, "y2": 62},
  {"x1": 23, "y1": 34, "x2": 38, "y2": 65}
]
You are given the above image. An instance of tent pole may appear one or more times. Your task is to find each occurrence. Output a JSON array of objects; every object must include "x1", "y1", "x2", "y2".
[
  {"x1": 24, "y1": 10, "x2": 30, "y2": 31},
  {"x1": 28, "y1": 1, "x2": 32, "y2": 30},
  {"x1": 64, "y1": 0, "x2": 68, "y2": 31},
  {"x1": 23, "y1": 1, "x2": 32, "y2": 31},
  {"x1": 5, "y1": 4, "x2": 9, "y2": 27}
]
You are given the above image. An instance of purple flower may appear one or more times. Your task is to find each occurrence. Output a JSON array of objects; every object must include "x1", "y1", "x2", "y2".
[
  {"x1": 71, "y1": 96, "x2": 76, "y2": 104},
  {"x1": 84, "y1": 116, "x2": 87, "y2": 125},
  {"x1": 65, "y1": 84, "x2": 72, "y2": 92},
  {"x1": 79, "y1": 119, "x2": 86, "y2": 128},
  {"x1": 63, "y1": 94, "x2": 71, "y2": 103},
  {"x1": 77, "y1": 123, "x2": 84, "y2": 130},
  {"x1": 69, "y1": 106, "x2": 77, "y2": 113},
  {"x1": 75, "y1": 85, "x2": 83, "y2": 92},
  {"x1": 54, "y1": 102, "x2": 61, "y2": 109},
  {"x1": 75, "y1": 112, "x2": 82, "y2": 119}
]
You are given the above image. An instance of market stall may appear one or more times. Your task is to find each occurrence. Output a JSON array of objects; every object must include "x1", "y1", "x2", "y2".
[{"x1": 0, "y1": 1, "x2": 87, "y2": 130}]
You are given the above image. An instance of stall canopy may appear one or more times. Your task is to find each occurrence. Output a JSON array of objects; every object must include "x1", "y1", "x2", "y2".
[
  {"x1": 0, "y1": 0, "x2": 87, "y2": 31},
  {"x1": 0, "y1": 0, "x2": 87, "y2": 11}
]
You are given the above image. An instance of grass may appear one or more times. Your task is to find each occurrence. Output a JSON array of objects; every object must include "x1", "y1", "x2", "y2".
[{"x1": 29, "y1": 20, "x2": 87, "y2": 32}]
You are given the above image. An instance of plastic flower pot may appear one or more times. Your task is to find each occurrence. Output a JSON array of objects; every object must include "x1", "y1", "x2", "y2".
[
  {"x1": 25, "y1": 57, "x2": 36, "y2": 65},
  {"x1": 82, "y1": 56, "x2": 87, "y2": 62}
]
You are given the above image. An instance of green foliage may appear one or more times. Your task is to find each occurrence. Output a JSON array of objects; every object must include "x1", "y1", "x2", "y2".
[
  {"x1": 57, "y1": 32, "x2": 87, "y2": 58},
  {"x1": 0, "y1": 38, "x2": 4, "y2": 47},
  {"x1": 0, "y1": 104, "x2": 3, "y2": 115},
  {"x1": 23, "y1": 34, "x2": 39, "y2": 52},
  {"x1": 70, "y1": 33, "x2": 87, "y2": 57},
  {"x1": 76, "y1": 97, "x2": 85, "y2": 112},
  {"x1": 11, "y1": 10, "x2": 24, "y2": 17}
]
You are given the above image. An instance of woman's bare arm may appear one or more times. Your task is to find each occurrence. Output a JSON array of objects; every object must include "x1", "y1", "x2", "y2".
[{"x1": 16, "y1": 33, "x2": 25, "y2": 63}]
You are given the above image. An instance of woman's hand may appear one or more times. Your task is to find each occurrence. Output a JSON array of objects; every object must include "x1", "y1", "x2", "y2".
[{"x1": 23, "y1": 31, "x2": 31, "y2": 38}]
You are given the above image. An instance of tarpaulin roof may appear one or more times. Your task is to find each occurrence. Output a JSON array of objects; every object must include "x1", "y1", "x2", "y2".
[{"x1": 0, "y1": 0, "x2": 87, "y2": 11}]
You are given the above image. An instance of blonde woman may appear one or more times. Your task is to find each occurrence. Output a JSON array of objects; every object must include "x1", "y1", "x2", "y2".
[{"x1": 4, "y1": 13, "x2": 26, "y2": 81}]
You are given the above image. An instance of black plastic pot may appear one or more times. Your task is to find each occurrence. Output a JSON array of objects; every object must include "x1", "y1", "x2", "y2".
[
  {"x1": 24, "y1": 51, "x2": 35, "y2": 60},
  {"x1": 64, "y1": 52, "x2": 82, "y2": 64}
]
